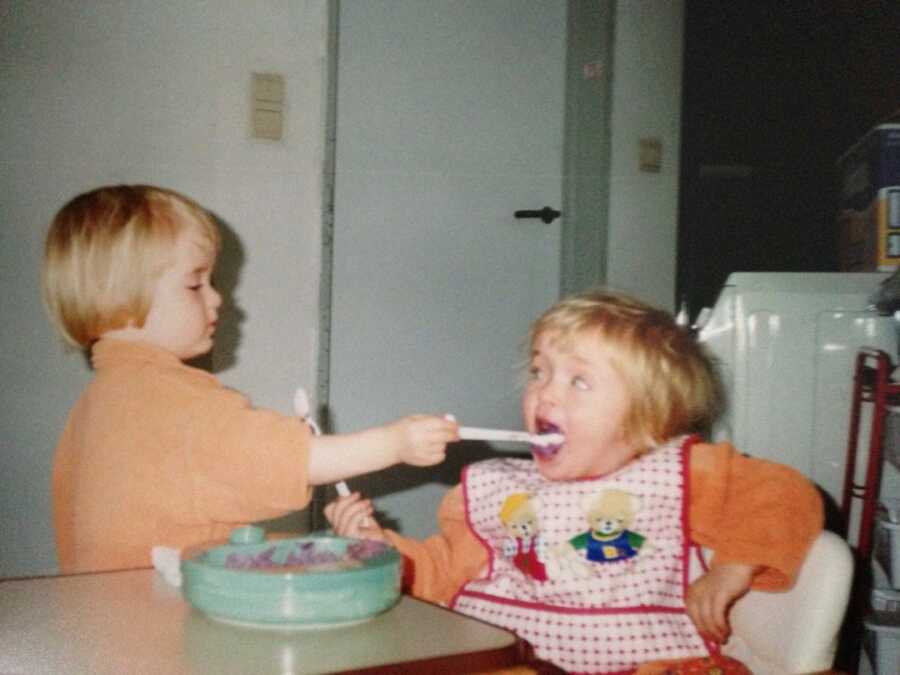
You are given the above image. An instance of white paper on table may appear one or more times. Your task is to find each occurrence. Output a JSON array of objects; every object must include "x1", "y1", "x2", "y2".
[{"x1": 151, "y1": 546, "x2": 182, "y2": 587}]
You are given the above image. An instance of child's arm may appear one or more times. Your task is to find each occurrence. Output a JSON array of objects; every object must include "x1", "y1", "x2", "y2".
[
  {"x1": 308, "y1": 415, "x2": 458, "y2": 485},
  {"x1": 685, "y1": 561, "x2": 758, "y2": 643},
  {"x1": 325, "y1": 485, "x2": 487, "y2": 606},
  {"x1": 686, "y1": 440, "x2": 824, "y2": 642},
  {"x1": 325, "y1": 491, "x2": 385, "y2": 541},
  {"x1": 689, "y1": 440, "x2": 824, "y2": 590}
]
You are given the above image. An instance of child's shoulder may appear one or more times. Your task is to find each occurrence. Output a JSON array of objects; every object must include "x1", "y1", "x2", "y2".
[
  {"x1": 687, "y1": 438, "x2": 815, "y2": 491},
  {"x1": 91, "y1": 339, "x2": 223, "y2": 399},
  {"x1": 688, "y1": 438, "x2": 738, "y2": 452},
  {"x1": 94, "y1": 340, "x2": 213, "y2": 377},
  {"x1": 686, "y1": 438, "x2": 741, "y2": 468}
]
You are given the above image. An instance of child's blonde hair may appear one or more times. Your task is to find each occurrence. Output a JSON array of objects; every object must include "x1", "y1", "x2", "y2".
[
  {"x1": 528, "y1": 289, "x2": 722, "y2": 452},
  {"x1": 42, "y1": 185, "x2": 221, "y2": 349}
]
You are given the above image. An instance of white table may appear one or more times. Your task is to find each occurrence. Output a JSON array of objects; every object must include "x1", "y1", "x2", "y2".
[{"x1": 0, "y1": 569, "x2": 524, "y2": 674}]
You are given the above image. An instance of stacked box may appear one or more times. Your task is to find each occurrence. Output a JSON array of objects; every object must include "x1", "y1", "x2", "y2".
[
  {"x1": 864, "y1": 613, "x2": 900, "y2": 675},
  {"x1": 883, "y1": 496, "x2": 900, "y2": 523},
  {"x1": 872, "y1": 587, "x2": 900, "y2": 613},
  {"x1": 837, "y1": 124, "x2": 900, "y2": 272},
  {"x1": 866, "y1": 510, "x2": 900, "y2": 673},
  {"x1": 886, "y1": 407, "x2": 900, "y2": 471},
  {"x1": 875, "y1": 513, "x2": 900, "y2": 590}
]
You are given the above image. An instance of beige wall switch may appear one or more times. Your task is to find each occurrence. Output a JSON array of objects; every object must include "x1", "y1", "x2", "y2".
[
  {"x1": 253, "y1": 72, "x2": 284, "y2": 103},
  {"x1": 253, "y1": 108, "x2": 283, "y2": 140},
  {"x1": 252, "y1": 73, "x2": 284, "y2": 140},
  {"x1": 639, "y1": 137, "x2": 662, "y2": 172}
]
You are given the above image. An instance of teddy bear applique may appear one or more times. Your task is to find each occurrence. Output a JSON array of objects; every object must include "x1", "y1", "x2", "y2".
[{"x1": 497, "y1": 488, "x2": 653, "y2": 583}]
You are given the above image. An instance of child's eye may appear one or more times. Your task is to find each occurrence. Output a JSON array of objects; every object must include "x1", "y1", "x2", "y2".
[
  {"x1": 187, "y1": 284, "x2": 202, "y2": 291},
  {"x1": 572, "y1": 376, "x2": 590, "y2": 391}
]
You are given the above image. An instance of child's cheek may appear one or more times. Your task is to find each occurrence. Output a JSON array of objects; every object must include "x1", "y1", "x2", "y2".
[{"x1": 522, "y1": 390, "x2": 537, "y2": 418}]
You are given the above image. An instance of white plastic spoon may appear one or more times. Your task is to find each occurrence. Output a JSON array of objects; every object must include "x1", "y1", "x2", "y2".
[{"x1": 457, "y1": 425, "x2": 565, "y2": 447}]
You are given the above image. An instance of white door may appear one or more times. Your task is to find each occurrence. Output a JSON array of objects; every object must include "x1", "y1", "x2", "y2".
[{"x1": 328, "y1": 0, "x2": 567, "y2": 536}]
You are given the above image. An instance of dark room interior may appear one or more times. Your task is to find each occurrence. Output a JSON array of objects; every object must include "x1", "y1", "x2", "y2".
[{"x1": 678, "y1": 0, "x2": 900, "y2": 317}]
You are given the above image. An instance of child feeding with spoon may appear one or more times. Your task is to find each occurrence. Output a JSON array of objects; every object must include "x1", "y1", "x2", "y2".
[
  {"x1": 42, "y1": 184, "x2": 458, "y2": 575},
  {"x1": 325, "y1": 290, "x2": 823, "y2": 674}
]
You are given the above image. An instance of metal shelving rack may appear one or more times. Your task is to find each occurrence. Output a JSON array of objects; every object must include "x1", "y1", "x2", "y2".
[
  {"x1": 841, "y1": 348, "x2": 900, "y2": 559},
  {"x1": 839, "y1": 347, "x2": 900, "y2": 674}
]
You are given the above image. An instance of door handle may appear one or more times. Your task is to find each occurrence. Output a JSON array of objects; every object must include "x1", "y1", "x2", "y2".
[{"x1": 514, "y1": 206, "x2": 561, "y2": 224}]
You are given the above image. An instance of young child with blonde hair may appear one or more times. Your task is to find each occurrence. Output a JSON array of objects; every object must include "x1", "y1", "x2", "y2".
[
  {"x1": 42, "y1": 184, "x2": 458, "y2": 574},
  {"x1": 326, "y1": 290, "x2": 823, "y2": 673}
]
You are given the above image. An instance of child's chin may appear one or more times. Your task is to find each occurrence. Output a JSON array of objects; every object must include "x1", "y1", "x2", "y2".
[
  {"x1": 532, "y1": 449, "x2": 563, "y2": 472},
  {"x1": 534, "y1": 460, "x2": 573, "y2": 482}
]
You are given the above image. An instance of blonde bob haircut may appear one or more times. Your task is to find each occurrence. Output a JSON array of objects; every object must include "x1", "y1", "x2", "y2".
[
  {"x1": 527, "y1": 289, "x2": 723, "y2": 453},
  {"x1": 42, "y1": 185, "x2": 221, "y2": 349}
]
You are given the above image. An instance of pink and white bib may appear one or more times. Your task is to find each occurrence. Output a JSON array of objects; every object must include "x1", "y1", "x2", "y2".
[{"x1": 452, "y1": 436, "x2": 710, "y2": 674}]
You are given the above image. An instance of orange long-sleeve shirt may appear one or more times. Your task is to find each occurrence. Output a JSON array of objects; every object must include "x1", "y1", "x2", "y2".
[
  {"x1": 384, "y1": 440, "x2": 824, "y2": 606},
  {"x1": 52, "y1": 339, "x2": 312, "y2": 574}
]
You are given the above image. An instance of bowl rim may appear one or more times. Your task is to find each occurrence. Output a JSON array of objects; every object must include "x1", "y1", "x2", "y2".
[{"x1": 180, "y1": 533, "x2": 400, "y2": 580}]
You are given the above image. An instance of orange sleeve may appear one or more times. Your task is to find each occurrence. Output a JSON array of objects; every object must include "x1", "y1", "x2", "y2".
[
  {"x1": 688, "y1": 440, "x2": 824, "y2": 590},
  {"x1": 187, "y1": 385, "x2": 314, "y2": 521},
  {"x1": 384, "y1": 485, "x2": 487, "y2": 605}
]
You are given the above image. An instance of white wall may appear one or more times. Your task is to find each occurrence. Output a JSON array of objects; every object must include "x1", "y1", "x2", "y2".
[
  {"x1": 0, "y1": 0, "x2": 683, "y2": 577},
  {"x1": 607, "y1": 1, "x2": 684, "y2": 311},
  {"x1": 0, "y1": 0, "x2": 328, "y2": 577}
]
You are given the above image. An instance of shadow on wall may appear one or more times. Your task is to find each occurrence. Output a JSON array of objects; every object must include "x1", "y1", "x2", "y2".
[
  {"x1": 189, "y1": 213, "x2": 245, "y2": 374},
  {"x1": 195, "y1": 215, "x2": 316, "y2": 535}
]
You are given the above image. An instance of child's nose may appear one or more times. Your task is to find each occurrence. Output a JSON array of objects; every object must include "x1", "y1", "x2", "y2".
[
  {"x1": 207, "y1": 286, "x2": 223, "y2": 310},
  {"x1": 536, "y1": 378, "x2": 561, "y2": 405}
]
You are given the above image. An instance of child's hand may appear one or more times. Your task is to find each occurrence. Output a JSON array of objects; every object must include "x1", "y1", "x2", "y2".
[
  {"x1": 389, "y1": 415, "x2": 459, "y2": 467},
  {"x1": 324, "y1": 492, "x2": 386, "y2": 541},
  {"x1": 685, "y1": 562, "x2": 757, "y2": 643},
  {"x1": 308, "y1": 415, "x2": 457, "y2": 485}
]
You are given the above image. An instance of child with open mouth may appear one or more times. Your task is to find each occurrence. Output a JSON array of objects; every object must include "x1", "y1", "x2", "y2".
[{"x1": 326, "y1": 290, "x2": 823, "y2": 674}]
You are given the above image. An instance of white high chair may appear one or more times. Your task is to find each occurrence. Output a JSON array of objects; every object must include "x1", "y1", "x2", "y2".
[{"x1": 717, "y1": 530, "x2": 854, "y2": 674}]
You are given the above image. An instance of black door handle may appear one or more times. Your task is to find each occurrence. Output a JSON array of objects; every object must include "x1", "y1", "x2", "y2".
[{"x1": 514, "y1": 206, "x2": 561, "y2": 224}]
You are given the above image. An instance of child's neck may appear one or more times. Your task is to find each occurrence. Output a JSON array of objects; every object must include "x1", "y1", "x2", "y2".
[{"x1": 99, "y1": 329, "x2": 179, "y2": 359}]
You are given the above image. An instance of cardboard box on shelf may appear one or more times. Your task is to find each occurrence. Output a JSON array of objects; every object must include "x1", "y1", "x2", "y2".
[
  {"x1": 837, "y1": 123, "x2": 900, "y2": 272},
  {"x1": 863, "y1": 612, "x2": 900, "y2": 675}
]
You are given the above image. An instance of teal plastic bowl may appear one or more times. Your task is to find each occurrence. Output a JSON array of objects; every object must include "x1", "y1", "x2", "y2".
[{"x1": 181, "y1": 527, "x2": 401, "y2": 629}]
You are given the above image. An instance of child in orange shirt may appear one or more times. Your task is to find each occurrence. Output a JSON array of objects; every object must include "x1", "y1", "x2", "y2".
[
  {"x1": 326, "y1": 290, "x2": 824, "y2": 673},
  {"x1": 42, "y1": 184, "x2": 458, "y2": 574}
]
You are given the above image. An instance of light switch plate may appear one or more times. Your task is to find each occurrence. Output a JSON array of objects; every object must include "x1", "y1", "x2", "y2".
[
  {"x1": 253, "y1": 73, "x2": 284, "y2": 103},
  {"x1": 639, "y1": 137, "x2": 662, "y2": 172},
  {"x1": 253, "y1": 108, "x2": 283, "y2": 140},
  {"x1": 252, "y1": 73, "x2": 284, "y2": 140}
]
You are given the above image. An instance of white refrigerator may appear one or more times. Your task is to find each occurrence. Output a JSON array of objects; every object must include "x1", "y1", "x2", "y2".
[{"x1": 697, "y1": 272, "x2": 898, "y2": 507}]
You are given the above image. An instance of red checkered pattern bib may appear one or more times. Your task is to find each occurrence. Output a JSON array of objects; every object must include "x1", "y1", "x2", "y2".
[{"x1": 452, "y1": 437, "x2": 709, "y2": 674}]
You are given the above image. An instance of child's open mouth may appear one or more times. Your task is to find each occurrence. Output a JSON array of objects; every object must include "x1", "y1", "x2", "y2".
[{"x1": 531, "y1": 421, "x2": 564, "y2": 459}]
